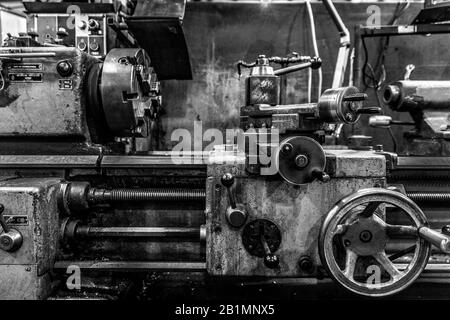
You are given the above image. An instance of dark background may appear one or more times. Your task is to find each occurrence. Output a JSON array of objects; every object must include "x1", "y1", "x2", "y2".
[{"x1": 159, "y1": 1, "x2": 450, "y2": 154}]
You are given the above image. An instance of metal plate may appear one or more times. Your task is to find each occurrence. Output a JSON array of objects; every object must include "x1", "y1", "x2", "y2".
[{"x1": 126, "y1": 18, "x2": 192, "y2": 80}]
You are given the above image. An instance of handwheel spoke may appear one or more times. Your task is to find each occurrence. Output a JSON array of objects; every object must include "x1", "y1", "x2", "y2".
[
  {"x1": 360, "y1": 201, "x2": 382, "y2": 217},
  {"x1": 343, "y1": 249, "x2": 358, "y2": 279},
  {"x1": 385, "y1": 224, "x2": 418, "y2": 238},
  {"x1": 374, "y1": 251, "x2": 402, "y2": 280},
  {"x1": 388, "y1": 245, "x2": 416, "y2": 261}
]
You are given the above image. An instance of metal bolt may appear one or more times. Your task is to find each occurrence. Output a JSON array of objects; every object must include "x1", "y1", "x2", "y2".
[
  {"x1": 294, "y1": 154, "x2": 309, "y2": 168},
  {"x1": 280, "y1": 143, "x2": 293, "y2": 156},
  {"x1": 298, "y1": 256, "x2": 314, "y2": 274},
  {"x1": 359, "y1": 230, "x2": 373, "y2": 243}
]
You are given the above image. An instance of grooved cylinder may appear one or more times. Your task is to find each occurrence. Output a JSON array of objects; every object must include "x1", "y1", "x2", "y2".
[
  {"x1": 407, "y1": 192, "x2": 450, "y2": 202},
  {"x1": 88, "y1": 188, "x2": 206, "y2": 203}
]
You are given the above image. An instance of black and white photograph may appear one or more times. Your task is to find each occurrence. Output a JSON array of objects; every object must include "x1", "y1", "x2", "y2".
[{"x1": 0, "y1": 0, "x2": 448, "y2": 314}]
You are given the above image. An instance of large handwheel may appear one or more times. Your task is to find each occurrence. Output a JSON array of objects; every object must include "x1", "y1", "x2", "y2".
[{"x1": 319, "y1": 188, "x2": 431, "y2": 297}]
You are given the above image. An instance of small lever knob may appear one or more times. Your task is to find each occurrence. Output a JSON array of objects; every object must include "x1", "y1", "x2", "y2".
[
  {"x1": 312, "y1": 170, "x2": 330, "y2": 183},
  {"x1": 0, "y1": 204, "x2": 23, "y2": 252},
  {"x1": 261, "y1": 235, "x2": 279, "y2": 269},
  {"x1": 220, "y1": 173, "x2": 235, "y2": 189}
]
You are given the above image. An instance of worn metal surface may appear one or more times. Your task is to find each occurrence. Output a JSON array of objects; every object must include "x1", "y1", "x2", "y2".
[
  {"x1": 0, "y1": 178, "x2": 61, "y2": 299},
  {"x1": 0, "y1": 47, "x2": 97, "y2": 138},
  {"x1": 206, "y1": 150, "x2": 386, "y2": 276},
  {"x1": 100, "y1": 48, "x2": 153, "y2": 137}
]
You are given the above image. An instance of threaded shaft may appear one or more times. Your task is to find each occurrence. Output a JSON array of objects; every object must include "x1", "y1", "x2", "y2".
[
  {"x1": 89, "y1": 188, "x2": 205, "y2": 203},
  {"x1": 407, "y1": 192, "x2": 450, "y2": 202}
]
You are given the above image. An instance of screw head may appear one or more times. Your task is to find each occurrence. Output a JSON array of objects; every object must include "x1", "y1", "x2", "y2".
[
  {"x1": 359, "y1": 230, "x2": 373, "y2": 243},
  {"x1": 280, "y1": 143, "x2": 293, "y2": 156},
  {"x1": 294, "y1": 154, "x2": 309, "y2": 168}
]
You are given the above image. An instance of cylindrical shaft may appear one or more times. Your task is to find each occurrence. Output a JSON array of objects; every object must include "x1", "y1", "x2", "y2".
[
  {"x1": 407, "y1": 192, "x2": 450, "y2": 203},
  {"x1": 384, "y1": 80, "x2": 450, "y2": 111},
  {"x1": 0, "y1": 52, "x2": 56, "y2": 58},
  {"x1": 88, "y1": 188, "x2": 206, "y2": 203},
  {"x1": 419, "y1": 227, "x2": 450, "y2": 253},
  {"x1": 76, "y1": 225, "x2": 204, "y2": 240}
]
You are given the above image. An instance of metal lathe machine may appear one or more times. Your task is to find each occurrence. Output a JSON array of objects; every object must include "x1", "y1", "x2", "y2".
[{"x1": 0, "y1": 0, "x2": 450, "y2": 300}]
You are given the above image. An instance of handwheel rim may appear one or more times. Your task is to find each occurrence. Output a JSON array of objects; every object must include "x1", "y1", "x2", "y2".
[{"x1": 319, "y1": 188, "x2": 431, "y2": 297}]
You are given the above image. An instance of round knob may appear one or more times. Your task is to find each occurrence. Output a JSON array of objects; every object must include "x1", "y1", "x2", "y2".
[
  {"x1": 89, "y1": 41, "x2": 99, "y2": 52},
  {"x1": 226, "y1": 205, "x2": 247, "y2": 228},
  {"x1": 77, "y1": 40, "x2": 87, "y2": 51},
  {"x1": 88, "y1": 19, "x2": 100, "y2": 31},
  {"x1": 56, "y1": 60, "x2": 73, "y2": 77},
  {"x1": 0, "y1": 229, "x2": 22, "y2": 252},
  {"x1": 221, "y1": 173, "x2": 234, "y2": 188}
]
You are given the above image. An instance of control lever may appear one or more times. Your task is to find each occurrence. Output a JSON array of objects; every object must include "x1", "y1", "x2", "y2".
[
  {"x1": 0, "y1": 204, "x2": 22, "y2": 252},
  {"x1": 312, "y1": 169, "x2": 330, "y2": 183},
  {"x1": 369, "y1": 115, "x2": 415, "y2": 128},
  {"x1": 221, "y1": 173, "x2": 247, "y2": 228},
  {"x1": 418, "y1": 227, "x2": 450, "y2": 253},
  {"x1": 261, "y1": 233, "x2": 280, "y2": 269}
]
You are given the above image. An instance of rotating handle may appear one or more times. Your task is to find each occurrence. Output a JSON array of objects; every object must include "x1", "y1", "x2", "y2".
[{"x1": 418, "y1": 227, "x2": 450, "y2": 253}]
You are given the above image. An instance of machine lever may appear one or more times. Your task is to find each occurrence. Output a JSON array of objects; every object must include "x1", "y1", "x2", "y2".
[
  {"x1": 220, "y1": 173, "x2": 247, "y2": 228},
  {"x1": 261, "y1": 234, "x2": 280, "y2": 269},
  {"x1": 312, "y1": 169, "x2": 330, "y2": 183},
  {"x1": 418, "y1": 227, "x2": 450, "y2": 253},
  {"x1": 0, "y1": 204, "x2": 23, "y2": 252},
  {"x1": 221, "y1": 173, "x2": 237, "y2": 208}
]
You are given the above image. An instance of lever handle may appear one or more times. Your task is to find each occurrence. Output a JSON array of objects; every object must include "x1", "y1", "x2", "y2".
[
  {"x1": 419, "y1": 227, "x2": 450, "y2": 253},
  {"x1": 221, "y1": 173, "x2": 247, "y2": 228},
  {"x1": 0, "y1": 204, "x2": 22, "y2": 252},
  {"x1": 221, "y1": 173, "x2": 236, "y2": 208},
  {"x1": 261, "y1": 234, "x2": 280, "y2": 269}
]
